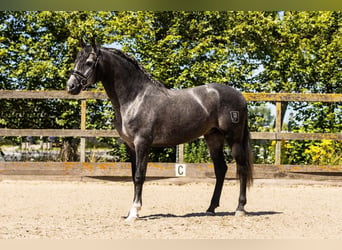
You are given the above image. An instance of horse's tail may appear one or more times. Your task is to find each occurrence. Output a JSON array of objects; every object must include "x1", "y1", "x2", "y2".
[{"x1": 237, "y1": 114, "x2": 254, "y2": 188}]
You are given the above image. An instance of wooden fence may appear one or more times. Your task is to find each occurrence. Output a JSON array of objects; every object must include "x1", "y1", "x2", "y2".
[{"x1": 0, "y1": 90, "x2": 341, "y2": 179}]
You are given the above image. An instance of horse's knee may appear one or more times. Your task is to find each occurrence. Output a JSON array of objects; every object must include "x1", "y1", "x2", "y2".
[{"x1": 134, "y1": 174, "x2": 145, "y2": 184}]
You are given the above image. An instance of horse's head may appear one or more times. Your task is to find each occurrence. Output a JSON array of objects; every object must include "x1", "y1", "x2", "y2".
[{"x1": 67, "y1": 39, "x2": 101, "y2": 95}]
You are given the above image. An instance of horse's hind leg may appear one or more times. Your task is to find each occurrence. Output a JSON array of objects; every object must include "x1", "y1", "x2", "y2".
[
  {"x1": 232, "y1": 142, "x2": 248, "y2": 216},
  {"x1": 205, "y1": 131, "x2": 227, "y2": 215}
]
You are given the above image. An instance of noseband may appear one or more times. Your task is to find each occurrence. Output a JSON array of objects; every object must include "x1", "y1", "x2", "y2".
[{"x1": 70, "y1": 51, "x2": 101, "y2": 90}]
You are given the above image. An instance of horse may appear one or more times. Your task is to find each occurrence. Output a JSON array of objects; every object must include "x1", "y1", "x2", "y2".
[{"x1": 66, "y1": 40, "x2": 253, "y2": 222}]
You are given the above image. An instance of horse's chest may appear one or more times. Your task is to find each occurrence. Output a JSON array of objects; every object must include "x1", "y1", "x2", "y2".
[
  {"x1": 119, "y1": 111, "x2": 148, "y2": 140},
  {"x1": 112, "y1": 113, "x2": 134, "y2": 143}
]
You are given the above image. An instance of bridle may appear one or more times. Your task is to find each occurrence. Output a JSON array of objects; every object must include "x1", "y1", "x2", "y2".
[{"x1": 70, "y1": 51, "x2": 101, "y2": 90}]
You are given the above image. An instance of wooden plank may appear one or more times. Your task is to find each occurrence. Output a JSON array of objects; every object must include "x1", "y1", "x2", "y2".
[
  {"x1": 1, "y1": 90, "x2": 341, "y2": 102},
  {"x1": 0, "y1": 162, "x2": 173, "y2": 177},
  {"x1": 80, "y1": 100, "x2": 87, "y2": 130},
  {"x1": 0, "y1": 90, "x2": 107, "y2": 99},
  {"x1": 0, "y1": 129, "x2": 119, "y2": 137},
  {"x1": 0, "y1": 129, "x2": 340, "y2": 141},
  {"x1": 250, "y1": 132, "x2": 342, "y2": 140},
  {"x1": 275, "y1": 102, "x2": 282, "y2": 165},
  {"x1": 276, "y1": 132, "x2": 342, "y2": 140},
  {"x1": 250, "y1": 132, "x2": 276, "y2": 140},
  {"x1": 243, "y1": 93, "x2": 342, "y2": 102},
  {"x1": 278, "y1": 164, "x2": 342, "y2": 172},
  {"x1": 80, "y1": 100, "x2": 87, "y2": 162},
  {"x1": 1, "y1": 162, "x2": 341, "y2": 179},
  {"x1": 178, "y1": 144, "x2": 184, "y2": 163}
]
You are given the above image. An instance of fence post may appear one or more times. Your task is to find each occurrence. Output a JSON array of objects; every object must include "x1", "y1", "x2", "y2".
[
  {"x1": 275, "y1": 101, "x2": 282, "y2": 166},
  {"x1": 177, "y1": 144, "x2": 184, "y2": 163},
  {"x1": 80, "y1": 100, "x2": 86, "y2": 162}
]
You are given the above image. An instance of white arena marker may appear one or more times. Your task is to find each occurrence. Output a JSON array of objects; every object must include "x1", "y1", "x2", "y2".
[{"x1": 175, "y1": 164, "x2": 186, "y2": 177}]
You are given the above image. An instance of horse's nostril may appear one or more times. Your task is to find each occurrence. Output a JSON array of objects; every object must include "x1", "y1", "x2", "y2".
[{"x1": 68, "y1": 82, "x2": 76, "y2": 91}]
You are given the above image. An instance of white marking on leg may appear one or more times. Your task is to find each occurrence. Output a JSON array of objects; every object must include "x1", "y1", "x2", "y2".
[
  {"x1": 125, "y1": 202, "x2": 142, "y2": 222},
  {"x1": 235, "y1": 210, "x2": 246, "y2": 217}
]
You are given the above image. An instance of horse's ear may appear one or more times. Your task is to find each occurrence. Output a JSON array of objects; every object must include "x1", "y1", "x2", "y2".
[
  {"x1": 79, "y1": 38, "x2": 86, "y2": 48},
  {"x1": 91, "y1": 36, "x2": 97, "y2": 50}
]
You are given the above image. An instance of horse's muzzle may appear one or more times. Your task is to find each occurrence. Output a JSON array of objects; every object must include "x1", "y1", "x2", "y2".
[{"x1": 66, "y1": 77, "x2": 82, "y2": 95}]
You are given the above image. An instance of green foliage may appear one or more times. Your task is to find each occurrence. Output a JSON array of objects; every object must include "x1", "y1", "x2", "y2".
[
  {"x1": 1, "y1": 11, "x2": 341, "y2": 163},
  {"x1": 304, "y1": 140, "x2": 342, "y2": 165},
  {"x1": 107, "y1": 139, "x2": 130, "y2": 162},
  {"x1": 283, "y1": 139, "x2": 342, "y2": 165},
  {"x1": 184, "y1": 139, "x2": 210, "y2": 163},
  {"x1": 248, "y1": 103, "x2": 275, "y2": 132},
  {"x1": 252, "y1": 140, "x2": 276, "y2": 164},
  {"x1": 149, "y1": 147, "x2": 176, "y2": 162},
  {"x1": 248, "y1": 103, "x2": 276, "y2": 164},
  {"x1": 108, "y1": 11, "x2": 281, "y2": 90}
]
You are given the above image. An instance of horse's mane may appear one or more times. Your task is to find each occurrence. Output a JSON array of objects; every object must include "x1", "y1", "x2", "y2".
[{"x1": 104, "y1": 47, "x2": 166, "y2": 89}]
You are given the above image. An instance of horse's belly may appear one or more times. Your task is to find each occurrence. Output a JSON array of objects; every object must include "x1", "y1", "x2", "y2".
[{"x1": 151, "y1": 123, "x2": 212, "y2": 147}]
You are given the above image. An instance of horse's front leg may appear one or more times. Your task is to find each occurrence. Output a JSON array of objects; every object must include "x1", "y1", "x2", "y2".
[{"x1": 125, "y1": 136, "x2": 150, "y2": 222}]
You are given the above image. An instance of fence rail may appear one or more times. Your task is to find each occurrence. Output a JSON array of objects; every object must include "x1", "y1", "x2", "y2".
[
  {"x1": 1, "y1": 90, "x2": 341, "y2": 102},
  {"x1": 0, "y1": 129, "x2": 340, "y2": 141},
  {"x1": 0, "y1": 90, "x2": 341, "y2": 178}
]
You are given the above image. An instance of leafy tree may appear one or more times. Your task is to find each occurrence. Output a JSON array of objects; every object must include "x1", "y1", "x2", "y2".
[
  {"x1": 1, "y1": 11, "x2": 340, "y2": 164},
  {"x1": 260, "y1": 12, "x2": 342, "y2": 164},
  {"x1": 248, "y1": 104, "x2": 275, "y2": 164},
  {"x1": 1, "y1": 11, "x2": 84, "y2": 159}
]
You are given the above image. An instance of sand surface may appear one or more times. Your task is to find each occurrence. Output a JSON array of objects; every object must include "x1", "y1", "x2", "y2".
[{"x1": 0, "y1": 178, "x2": 341, "y2": 239}]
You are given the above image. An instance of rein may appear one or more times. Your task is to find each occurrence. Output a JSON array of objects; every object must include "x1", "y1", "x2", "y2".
[{"x1": 70, "y1": 52, "x2": 101, "y2": 90}]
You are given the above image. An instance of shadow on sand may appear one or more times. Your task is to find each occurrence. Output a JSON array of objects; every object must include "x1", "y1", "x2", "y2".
[{"x1": 139, "y1": 211, "x2": 282, "y2": 220}]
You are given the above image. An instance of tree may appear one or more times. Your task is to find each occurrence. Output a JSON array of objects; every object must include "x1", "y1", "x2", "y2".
[
  {"x1": 1, "y1": 11, "x2": 86, "y2": 159},
  {"x1": 1, "y1": 11, "x2": 340, "y2": 164},
  {"x1": 257, "y1": 11, "x2": 342, "y2": 164}
]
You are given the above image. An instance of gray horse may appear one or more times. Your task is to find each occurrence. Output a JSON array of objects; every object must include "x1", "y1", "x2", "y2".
[{"x1": 67, "y1": 41, "x2": 253, "y2": 222}]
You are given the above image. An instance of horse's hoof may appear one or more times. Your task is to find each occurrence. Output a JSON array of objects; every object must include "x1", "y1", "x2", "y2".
[
  {"x1": 206, "y1": 210, "x2": 216, "y2": 216},
  {"x1": 235, "y1": 210, "x2": 246, "y2": 217},
  {"x1": 125, "y1": 215, "x2": 139, "y2": 223}
]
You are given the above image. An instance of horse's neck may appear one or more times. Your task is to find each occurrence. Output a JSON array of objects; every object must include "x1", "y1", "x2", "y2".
[{"x1": 100, "y1": 49, "x2": 154, "y2": 110}]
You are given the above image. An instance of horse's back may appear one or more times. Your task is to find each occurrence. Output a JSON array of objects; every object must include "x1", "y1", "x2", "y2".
[{"x1": 207, "y1": 83, "x2": 246, "y2": 106}]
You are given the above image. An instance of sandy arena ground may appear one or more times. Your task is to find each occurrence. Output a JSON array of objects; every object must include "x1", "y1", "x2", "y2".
[{"x1": 0, "y1": 177, "x2": 341, "y2": 239}]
